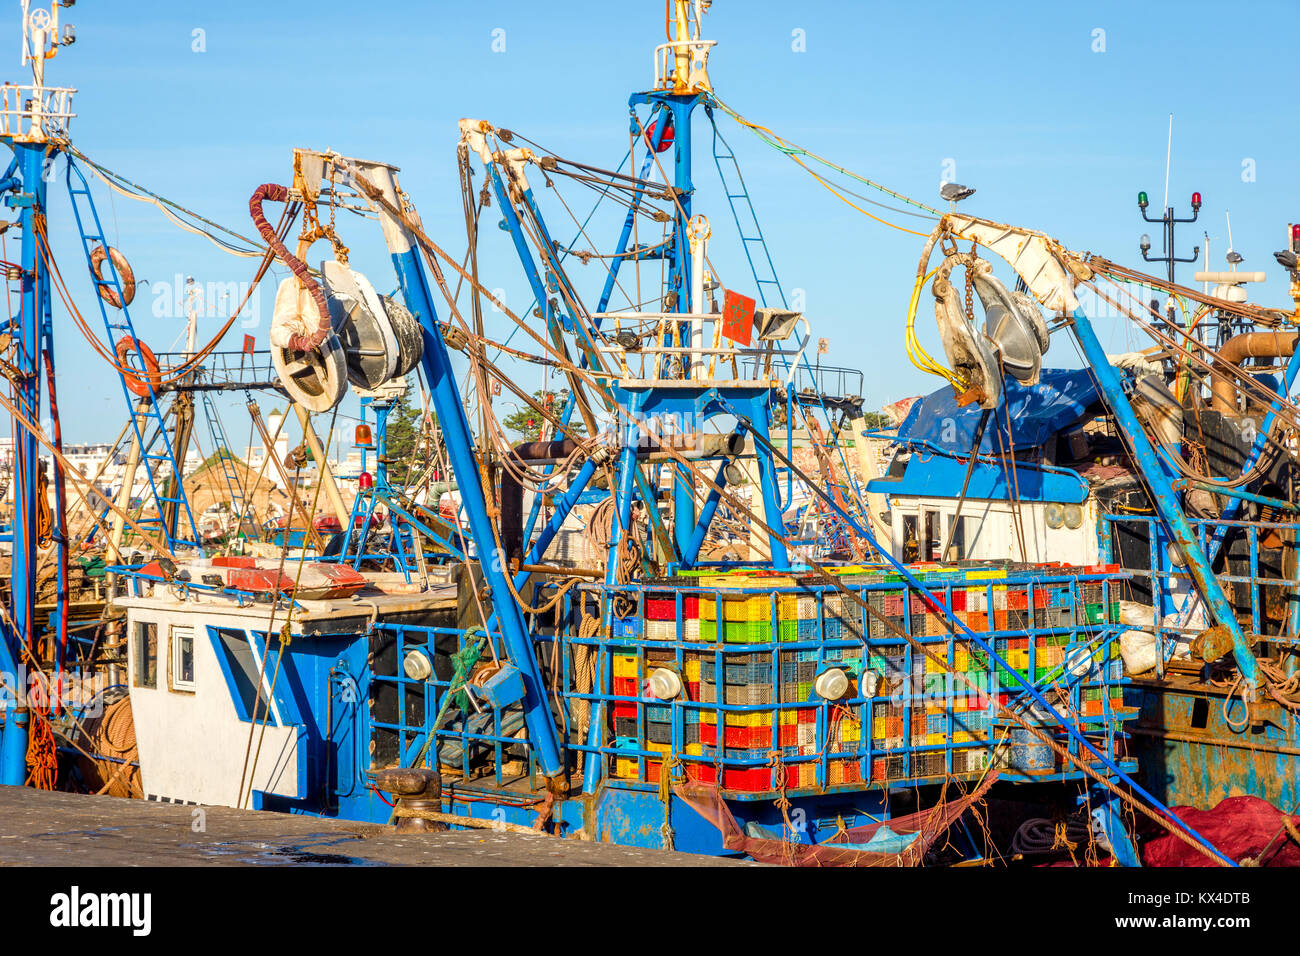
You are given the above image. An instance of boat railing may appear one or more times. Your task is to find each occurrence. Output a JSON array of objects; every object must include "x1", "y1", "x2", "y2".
[
  {"x1": 590, "y1": 311, "x2": 802, "y2": 384},
  {"x1": 740, "y1": 357, "x2": 865, "y2": 408},
  {"x1": 366, "y1": 567, "x2": 1134, "y2": 796},
  {"x1": 0, "y1": 82, "x2": 75, "y2": 142},
  {"x1": 652, "y1": 39, "x2": 716, "y2": 92},
  {"x1": 152, "y1": 349, "x2": 281, "y2": 392},
  {"x1": 1100, "y1": 511, "x2": 1300, "y2": 678}
]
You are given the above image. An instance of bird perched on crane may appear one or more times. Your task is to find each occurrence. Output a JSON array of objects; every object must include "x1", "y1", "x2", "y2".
[{"x1": 940, "y1": 182, "x2": 976, "y2": 207}]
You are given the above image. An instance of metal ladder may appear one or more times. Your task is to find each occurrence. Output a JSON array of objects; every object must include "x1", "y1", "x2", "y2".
[
  {"x1": 707, "y1": 104, "x2": 787, "y2": 309},
  {"x1": 200, "y1": 390, "x2": 253, "y2": 538},
  {"x1": 705, "y1": 106, "x2": 875, "y2": 515},
  {"x1": 64, "y1": 156, "x2": 199, "y2": 551}
]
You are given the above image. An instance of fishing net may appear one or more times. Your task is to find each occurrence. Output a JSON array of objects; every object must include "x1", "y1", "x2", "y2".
[{"x1": 674, "y1": 772, "x2": 997, "y2": 866}]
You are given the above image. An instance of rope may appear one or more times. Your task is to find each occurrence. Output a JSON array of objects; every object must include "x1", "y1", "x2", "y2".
[
  {"x1": 709, "y1": 95, "x2": 943, "y2": 218},
  {"x1": 57, "y1": 143, "x2": 267, "y2": 256},
  {"x1": 34, "y1": 203, "x2": 292, "y2": 385}
]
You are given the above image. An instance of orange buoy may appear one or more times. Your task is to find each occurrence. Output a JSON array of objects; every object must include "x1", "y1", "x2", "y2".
[
  {"x1": 115, "y1": 336, "x2": 161, "y2": 397},
  {"x1": 90, "y1": 245, "x2": 136, "y2": 309}
]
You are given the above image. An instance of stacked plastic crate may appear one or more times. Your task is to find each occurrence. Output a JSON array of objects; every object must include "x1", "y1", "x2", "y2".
[{"x1": 602, "y1": 561, "x2": 1128, "y2": 791}]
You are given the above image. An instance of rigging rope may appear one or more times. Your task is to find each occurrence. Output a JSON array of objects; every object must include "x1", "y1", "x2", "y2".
[{"x1": 709, "y1": 94, "x2": 941, "y2": 232}]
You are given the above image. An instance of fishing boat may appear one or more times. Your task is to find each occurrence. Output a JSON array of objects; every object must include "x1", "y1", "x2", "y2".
[{"x1": 0, "y1": 0, "x2": 1288, "y2": 868}]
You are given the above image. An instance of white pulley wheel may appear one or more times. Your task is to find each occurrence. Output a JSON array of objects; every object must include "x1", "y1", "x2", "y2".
[
  {"x1": 322, "y1": 261, "x2": 398, "y2": 388},
  {"x1": 272, "y1": 336, "x2": 348, "y2": 412}
]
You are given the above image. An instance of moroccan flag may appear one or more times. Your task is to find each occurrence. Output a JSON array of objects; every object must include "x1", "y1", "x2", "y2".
[
  {"x1": 720, "y1": 289, "x2": 755, "y2": 346},
  {"x1": 243, "y1": 334, "x2": 255, "y2": 354}
]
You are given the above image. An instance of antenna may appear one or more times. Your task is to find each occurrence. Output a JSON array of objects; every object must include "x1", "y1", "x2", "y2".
[{"x1": 1163, "y1": 114, "x2": 1173, "y2": 213}]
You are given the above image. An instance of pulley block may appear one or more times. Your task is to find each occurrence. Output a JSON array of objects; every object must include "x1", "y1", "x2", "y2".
[{"x1": 269, "y1": 276, "x2": 348, "y2": 411}]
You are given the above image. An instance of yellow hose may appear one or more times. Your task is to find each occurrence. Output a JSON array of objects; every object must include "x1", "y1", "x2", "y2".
[{"x1": 905, "y1": 267, "x2": 967, "y2": 388}]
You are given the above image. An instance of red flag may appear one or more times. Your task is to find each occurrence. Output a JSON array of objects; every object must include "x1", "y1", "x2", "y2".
[
  {"x1": 242, "y1": 334, "x2": 255, "y2": 354},
  {"x1": 720, "y1": 289, "x2": 755, "y2": 346}
]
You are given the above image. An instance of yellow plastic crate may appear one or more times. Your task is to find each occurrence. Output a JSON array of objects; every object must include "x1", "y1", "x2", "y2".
[
  {"x1": 613, "y1": 655, "x2": 639, "y2": 679},
  {"x1": 697, "y1": 591, "x2": 755, "y2": 622},
  {"x1": 699, "y1": 709, "x2": 773, "y2": 728}
]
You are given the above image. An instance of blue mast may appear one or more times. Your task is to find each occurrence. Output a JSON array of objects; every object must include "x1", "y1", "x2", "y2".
[{"x1": 0, "y1": 4, "x2": 78, "y2": 784}]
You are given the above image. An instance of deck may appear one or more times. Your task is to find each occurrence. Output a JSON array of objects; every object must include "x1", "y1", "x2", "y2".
[{"x1": 0, "y1": 786, "x2": 746, "y2": 867}]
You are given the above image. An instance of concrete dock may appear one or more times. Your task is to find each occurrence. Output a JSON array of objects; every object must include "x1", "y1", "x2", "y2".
[{"x1": 0, "y1": 786, "x2": 744, "y2": 866}]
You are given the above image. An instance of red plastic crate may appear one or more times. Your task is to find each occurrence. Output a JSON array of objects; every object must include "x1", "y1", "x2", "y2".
[
  {"x1": 1006, "y1": 590, "x2": 1028, "y2": 611},
  {"x1": 721, "y1": 767, "x2": 772, "y2": 792},
  {"x1": 688, "y1": 764, "x2": 717, "y2": 784},
  {"x1": 828, "y1": 759, "x2": 862, "y2": 786},
  {"x1": 612, "y1": 701, "x2": 638, "y2": 720},
  {"x1": 613, "y1": 676, "x2": 638, "y2": 697},
  {"x1": 645, "y1": 594, "x2": 699, "y2": 620},
  {"x1": 700, "y1": 723, "x2": 773, "y2": 749}
]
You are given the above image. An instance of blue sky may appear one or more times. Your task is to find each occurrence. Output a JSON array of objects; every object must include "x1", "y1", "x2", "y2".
[{"x1": 19, "y1": 0, "x2": 1300, "y2": 445}]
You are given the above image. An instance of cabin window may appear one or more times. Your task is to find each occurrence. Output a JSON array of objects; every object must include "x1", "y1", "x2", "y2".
[
  {"x1": 170, "y1": 626, "x2": 196, "y2": 693},
  {"x1": 902, "y1": 514, "x2": 919, "y2": 562},
  {"x1": 212, "y1": 628, "x2": 273, "y2": 722},
  {"x1": 947, "y1": 515, "x2": 968, "y2": 561},
  {"x1": 922, "y1": 509, "x2": 941, "y2": 562},
  {"x1": 132, "y1": 622, "x2": 158, "y2": 689}
]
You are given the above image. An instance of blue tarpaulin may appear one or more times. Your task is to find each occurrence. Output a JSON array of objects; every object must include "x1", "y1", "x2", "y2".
[{"x1": 896, "y1": 368, "x2": 1101, "y2": 454}]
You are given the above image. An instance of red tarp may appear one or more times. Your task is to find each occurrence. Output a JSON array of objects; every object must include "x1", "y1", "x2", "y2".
[{"x1": 1144, "y1": 795, "x2": 1300, "y2": 867}]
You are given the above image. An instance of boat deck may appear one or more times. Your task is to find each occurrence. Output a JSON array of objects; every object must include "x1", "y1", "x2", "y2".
[{"x1": 0, "y1": 786, "x2": 746, "y2": 866}]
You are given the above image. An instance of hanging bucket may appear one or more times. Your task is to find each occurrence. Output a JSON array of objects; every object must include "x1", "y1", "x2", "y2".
[{"x1": 1005, "y1": 723, "x2": 1056, "y2": 775}]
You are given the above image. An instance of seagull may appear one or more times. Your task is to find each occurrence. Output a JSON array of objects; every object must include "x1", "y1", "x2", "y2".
[
  {"x1": 1275, "y1": 250, "x2": 1299, "y2": 271},
  {"x1": 940, "y1": 182, "x2": 976, "y2": 204},
  {"x1": 1226, "y1": 250, "x2": 1244, "y2": 265}
]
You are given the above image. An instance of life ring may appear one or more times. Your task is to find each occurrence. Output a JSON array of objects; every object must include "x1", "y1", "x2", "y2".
[
  {"x1": 115, "y1": 337, "x2": 161, "y2": 397},
  {"x1": 90, "y1": 245, "x2": 136, "y2": 309}
]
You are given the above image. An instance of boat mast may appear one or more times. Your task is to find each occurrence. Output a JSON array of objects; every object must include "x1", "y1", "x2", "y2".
[{"x1": 0, "y1": 0, "x2": 77, "y2": 785}]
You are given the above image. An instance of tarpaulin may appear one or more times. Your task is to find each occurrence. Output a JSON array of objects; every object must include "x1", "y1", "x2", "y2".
[
  {"x1": 896, "y1": 367, "x2": 1101, "y2": 454},
  {"x1": 1143, "y1": 794, "x2": 1300, "y2": 867}
]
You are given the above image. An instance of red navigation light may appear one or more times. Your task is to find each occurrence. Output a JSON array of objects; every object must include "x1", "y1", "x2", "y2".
[
  {"x1": 1191, "y1": 191, "x2": 1202, "y2": 209},
  {"x1": 354, "y1": 424, "x2": 372, "y2": 446},
  {"x1": 644, "y1": 117, "x2": 674, "y2": 153},
  {"x1": 358, "y1": 471, "x2": 374, "y2": 491}
]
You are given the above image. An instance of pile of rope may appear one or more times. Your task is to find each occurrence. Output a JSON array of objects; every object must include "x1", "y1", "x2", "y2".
[
  {"x1": 584, "y1": 495, "x2": 645, "y2": 616},
  {"x1": 73, "y1": 692, "x2": 141, "y2": 798}
]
